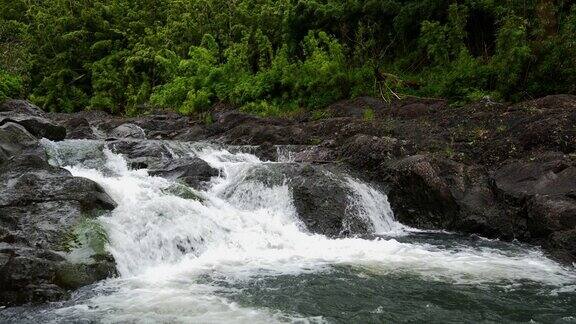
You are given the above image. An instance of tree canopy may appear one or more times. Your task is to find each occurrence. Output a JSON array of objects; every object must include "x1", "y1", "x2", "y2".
[{"x1": 1, "y1": 0, "x2": 575, "y2": 115}]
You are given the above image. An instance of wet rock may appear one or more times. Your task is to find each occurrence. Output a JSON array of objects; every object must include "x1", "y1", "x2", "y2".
[
  {"x1": 491, "y1": 153, "x2": 576, "y2": 200},
  {"x1": 108, "y1": 123, "x2": 146, "y2": 139},
  {"x1": 61, "y1": 117, "x2": 97, "y2": 139},
  {"x1": 491, "y1": 153, "x2": 576, "y2": 262},
  {"x1": 149, "y1": 157, "x2": 219, "y2": 189},
  {"x1": 232, "y1": 163, "x2": 371, "y2": 237},
  {"x1": 221, "y1": 123, "x2": 305, "y2": 145},
  {"x1": 0, "y1": 247, "x2": 68, "y2": 305},
  {"x1": 0, "y1": 154, "x2": 116, "y2": 211},
  {"x1": 173, "y1": 125, "x2": 210, "y2": 142},
  {"x1": 107, "y1": 140, "x2": 173, "y2": 169},
  {"x1": 384, "y1": 155, "x2": 509, "y2": 238},
  {"x1": 0, "y1": 100, "x2": 46, "y2": 117},
  {"x1": 340, "y1": 134, "x2": 412, "y2": 171},
  {"x1": 0, "y1": 114, "x2": 66, "y2": 141},
  {"x1": 132, "y1": 113, "x2": 191, "y2": 139},
  {"x1": 0, "y1": 122, "x2": 38, "y2": 162},
  {"x1": 0, "y1": 152, "x2": 117, "y2": 306}
]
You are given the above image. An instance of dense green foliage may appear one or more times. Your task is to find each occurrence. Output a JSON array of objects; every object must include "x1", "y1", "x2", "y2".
[{"x1": 1, "y1": 0, "x2": 575, "y2": 115}]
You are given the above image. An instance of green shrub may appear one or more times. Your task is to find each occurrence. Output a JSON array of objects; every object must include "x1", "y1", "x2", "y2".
[
  {"x1": 1, "y1": 0, "x2": 575, "y2": 114},
  {"x1": 0, "y1": 68, "x2": 22, "y2": 100}
]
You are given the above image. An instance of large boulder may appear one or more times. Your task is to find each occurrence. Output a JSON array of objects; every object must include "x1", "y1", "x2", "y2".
[
  {"x1": 106, "y1": 140, "x2": 174, "y2": 169},
  {"x1": 61, "y1": 117, "x2": 97, "y2": 139},
  {"x1": 223, "y1": 163, "x2": 375, "y2": 237},
  {"x1": 108, "y1": 123, "x2": 146, "y2": 139},
  {"x1": 340, "y1": 134, "x2": 413, "y2": 171},
  {"x1": 491, "y1": 152, "x2": 576, "y2": 199},
  {"x1": 149, "y1": 157, "x2": 219, "y2": 190},
  {"x1": 0, "y1": 114, "x2": 66, "y2": 141},
  {"x1": 0, "y1": 122, "x2": 38, "y2": 163},
  {"x1": 491, "y1": 153, "x2": 576, "y2": 262},
  {"x1": 131, "y1": 113, "x2": 192, "y2": 139},
  {"x1": 384, "y1": 155, "x2": 510, "y2": 238},
  {"x1": 0, "y1": 153, "x2": 117, "y2": 306},
  {"x1": 0, "y1": 100, "x2": 45, "y2": 117}
]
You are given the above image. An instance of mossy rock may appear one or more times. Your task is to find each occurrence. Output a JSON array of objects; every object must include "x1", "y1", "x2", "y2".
[
  {"x1": 162, "y1": 183, "x2": 205, "y2": 201},
  {"x1": 60, "y1": 217, "x2": 111, "y2": 263},
  {"x1": 55, "y1": 257, "x2": 117, "y2": 289}
]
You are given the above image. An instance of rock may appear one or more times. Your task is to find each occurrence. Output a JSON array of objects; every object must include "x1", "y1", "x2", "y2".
[
  {"x1": 491, "y1": 153, "x2": 576, "y2": 200},
  {"x1": 226, "y1": 163, "x2": 372, "y2": 237},
  {"x1": 266, "y1": 144, "x2": 335, "y2": 163},
  {"x1": 0, "y1": 152, "x2": 117, "y2": 306},
  {"x1": 0, "y1": 247, "x2": 68, "y2": 305},
  {"x1": 390, "y1": 97, "x2": 447, "y2": 118},
  {"x1": 173, "y1": 125, "x2": 210, "y2": 142},
  {"x1": 526, "y1": 195, "x2": 576, "y2": 263},
  {"x1": 0, "y1": 100, "x2": 45, "y2": 117},
  {"x1": 384, "y1": 155, "x2": 509, "y2": 238},
  {"x1": 326, "y1": 97, "x2": 388, "y2": 118},
  {"x1": 61, "y1": 117, "x2": 97, "y2": 139},
  {"x1": 132, "y1": 113, "x2": 191, "y2": 139},
  {"x1": 491, "y1": 153, "x2": 576, "y2": 262},
  {"x1": 0, "y1": 154, "x2": 117, "y2": 211},
  {"x1": 290, "y1": 165, "x2": 366, "y2": 237},
  {"x1": 340, "y1": 134, "x2": 413, "y2": 171},
  {"x1": 0, "y1": 122, "x2": 38, "y2": 163},
  {"x1": 509, "y1": 94, "x2": 576, "y2": 112},
  {"x1": 149, "y1": 157, "x2": 219, "y2": 189},
  {"x1": 495, "y1": 95, "x2": 576, "y2": 158},
  {"x1": 290, "y1": 146, "x2": 336, "y2": 163},
  {"x1": 107, "y1": 140, "x2": 174, "y2": 169},
  {"x1": 221, "y1": 123, "x2": 305, "y2": 145},
  {"x1": 0, "y1": 114, "x2": 66, "y2": 141},
  {"x1": 109, "y1": 123, "x2": 146, "y2": 139}
]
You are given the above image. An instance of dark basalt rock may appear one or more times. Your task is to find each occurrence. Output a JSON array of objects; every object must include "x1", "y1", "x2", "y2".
[
  {"x1": 490, "y1": 153, "x2": 576, "y2": 263},
  {"x1": 0, "y1": 151, "x2": 117, "y2": 306},
  {"x1": 0, "y1": 100, "x2": 46, "y2": 117},
  {"x1": 340, "y1": 134, "x2": 413, "y2": 171},
  {"x1": 108, "y1": 123, "x2": 146, "y2": 139},
  {"x1": 61, "y1": 117, "x2": 97, "y2": 139},
  {"x1": 149, "y1": 157, "x2": 219, "y2": 190},
  {"x1": 0, "y1": 122, "x2": 38, "y2": 163},
  {"x1": 0, "y1": 101, "x2": 66, "y2": 141},
  {"x1": 382, "y1": 155, "x2": 510, "y2": 238},
  {"x1": 106, "y1": 140, "x2": 174, "y2": 170},
  {"x1": 225, "y1": 163, "x2": 372, "y2": 237},
  {"x1": 0, "y1": 114, "x2": 66, "y2": 141}
]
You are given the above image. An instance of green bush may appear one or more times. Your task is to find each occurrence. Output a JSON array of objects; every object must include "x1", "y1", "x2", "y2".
[
  {"x1": 1, "y1": 0, "x2": 575, "y2": 114},
  {"x1": 0, "y1": 68, "x2": 22, "y2": 100}
]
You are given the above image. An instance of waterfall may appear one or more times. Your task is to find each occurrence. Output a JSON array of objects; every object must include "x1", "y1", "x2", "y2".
[{"x1": 32, "y1": 139, "x2": 576, "y2": 323}]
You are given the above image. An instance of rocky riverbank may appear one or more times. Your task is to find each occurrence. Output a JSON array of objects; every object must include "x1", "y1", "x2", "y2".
[{"x1": 1, "y1": 95, "x2": 575, "y2": 305}]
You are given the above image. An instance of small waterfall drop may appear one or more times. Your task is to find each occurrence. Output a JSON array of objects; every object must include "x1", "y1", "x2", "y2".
[{"x1": 30, "y1": 139, "x2": 576, "y2": 323}]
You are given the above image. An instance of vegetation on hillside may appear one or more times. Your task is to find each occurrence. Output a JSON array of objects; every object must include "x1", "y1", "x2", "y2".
[{"x1": 1, "y1": 0, "x2": 575, "y2": 115}]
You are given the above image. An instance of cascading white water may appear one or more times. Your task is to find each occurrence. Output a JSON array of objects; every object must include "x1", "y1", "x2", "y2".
[{"x1": 37, "y1": 139, "x2": 576, "y2": 323}]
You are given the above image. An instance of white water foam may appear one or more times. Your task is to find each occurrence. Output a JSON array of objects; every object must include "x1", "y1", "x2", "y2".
[{"x1": 40, "y1": 140, "x2": 576, "y2": 322}]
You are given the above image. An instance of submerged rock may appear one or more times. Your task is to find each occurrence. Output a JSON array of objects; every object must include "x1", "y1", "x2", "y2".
[
  {"x1": 107, "y1": 140, "x2": 174, "y2": 169},
  {"x1": 149, "y1": 157, "x2": 219, "y2": 190}
]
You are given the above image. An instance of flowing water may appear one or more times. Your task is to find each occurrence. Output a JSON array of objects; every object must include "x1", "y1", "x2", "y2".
[{"x1": 2, "y1": 139, "x2": 576, "y2": 323}]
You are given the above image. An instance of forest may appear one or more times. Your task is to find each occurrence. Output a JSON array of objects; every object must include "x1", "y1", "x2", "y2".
[{"x1": 1, "y1": 0, "x2": 575, "y2": 116}]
